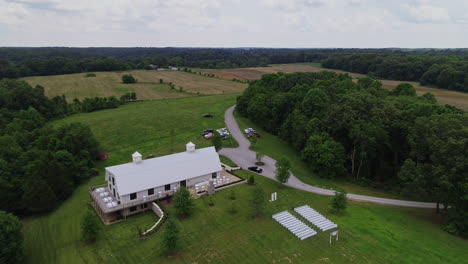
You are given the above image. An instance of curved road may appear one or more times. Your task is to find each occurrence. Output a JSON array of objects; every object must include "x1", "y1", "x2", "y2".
[{"x1": 219, "y1": 105, "x2": 437, "y2": 209}]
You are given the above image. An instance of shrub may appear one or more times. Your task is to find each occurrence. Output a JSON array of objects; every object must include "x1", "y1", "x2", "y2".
[
  {"x1": 85, "y1": 73, "x2": 96, "y2": 77},
  {"x1": 275, "y1": 157, "x2": 291, "y2": 183},
  {"x1": 227, "y1": 202, "x2": 237, "y2": 214},
  {"x1": 212, "y1": 133, "x2": 223, "y2": 151},
  {"x1": 122, "y1": 74, "x2": 137, "y2": 84},
  {"x1": 81, "y1": 209, "x2": 101, "y2": 243},
  {"x1": 250, "y1": 186, "x2": 265, "y2": 218},
  {"x1": 162, "y1": 218, "x2": 179, "y2": 255},
  {"x1": 331, "y1": 191, "x2": 348, "y2": 214},
  {"x1": 248, "y1": 175, "x2": 255, "y2": 185},
  {"x1": 173, "y1": 187, "x2": 193, "y2": 217},
  {"x1": 229, "y1": 190, "x2": 236, "y2": 200},
  {"x1": 208, "y1": 196, "x2": 215, "y2": 207}
]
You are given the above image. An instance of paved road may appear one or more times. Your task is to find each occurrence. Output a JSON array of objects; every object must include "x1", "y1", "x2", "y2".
[{"x1": 219, "y1": 105, "x2": 437, "y2": 209}]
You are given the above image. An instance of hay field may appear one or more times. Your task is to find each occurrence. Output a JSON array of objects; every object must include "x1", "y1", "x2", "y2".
[
  {"x1": 22, "y1": 70, "x2": 247, "y2": 101},
  {"x1": 197, "y1": 64, "x2": 365, "y2": 81}
]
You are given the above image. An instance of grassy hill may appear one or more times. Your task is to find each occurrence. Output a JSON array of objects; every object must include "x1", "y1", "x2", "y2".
[
  {"x1": 21, "y1": 95, "x2": 468, "y2": 264},
  {"x1": 22, "y1": 70, "x2": 247, "y2": 101}
]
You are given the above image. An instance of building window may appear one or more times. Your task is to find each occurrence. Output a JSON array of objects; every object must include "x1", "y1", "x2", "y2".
[
  {"x1": 109, "y1": 183, "x2": 111, "y2": 189},
  {"x1": 141, "y1": 203, "x2": 148, "y2": 209},
  {"x1": 180, "y1": 180, "x2": 186, "y2": 187},
  {"x1": 130, "y1": 206, "x2": 137, "y2": 212},
  {"x1": 148, "y1": 188, "x2": 154, "y2": 195},
  {"x1": 212, "y1": 172, "x2": 217, "y2": 179},
  {"x1": 165, "y1": 184, "x2": 171, "y2": 191},
  {"x1": 130, "y1": 193, "x2": 137, "y2": 200},
  {"x1": 112, "y1": 177, "x2": 115, "y2": 185}
]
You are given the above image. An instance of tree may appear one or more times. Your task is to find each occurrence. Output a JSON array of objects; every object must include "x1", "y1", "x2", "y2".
[
  {"x1": 392, "y1": 83, "x2": 416, "y2": 96},
  {"x1": 121, "y1": 74, "x2": 137, "y2": 84},
  {"x1": 229, "y1": 190, "x2": 236, "y2": 200},
  {"x1": 250, "y1": 186, "x2": 265, "y2": 218},
  {"x1": 247, "y1": 175, "x2": 255, "y2": 185},
  {"x1": 0, "y1": 210, "x2": 23, "y2": 263},
  {"x1": 173, "y1": 187, "x2": 193, "y2": 217},
  {"x1": 159, "y1": 78, "x2": 163, "y2": 84},
  {"x1": 162, "y1": 218, "x2": 180, "y2": 255},
  {"x1": 255, "y1": 152, "x2": 264, "y2": 165},
  {"x1": 301, "y1": 132, "x2": 345, "y2": 179},
  {"x1": 212, "y1": 133, "x2": 223, "y2": 151},
  {"x1": 275, "y1": 157, "x2": 291, "y2": 183},
  {"x1": 331, "y1": 191, "x2": 347, "y2": 214},
  {"x1": 81, "y1": 209, "x2": 100, "y2": 243}
]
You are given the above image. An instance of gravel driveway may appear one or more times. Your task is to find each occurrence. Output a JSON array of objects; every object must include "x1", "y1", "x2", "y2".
[{"x1": 219, "y1": 105, "x2": 436, "y2": 208}]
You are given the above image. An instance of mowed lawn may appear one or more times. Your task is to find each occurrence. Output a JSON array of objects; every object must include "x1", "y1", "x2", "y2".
[
  {"x1": 22, "y1": 70, "x2": 247, "y2": 101},
  {"x1": 21, "y1": 95, "x2": 468, "y2": 264},
  {"x1": 22, "y1": 173, "x2": 468, "y2": 264}
]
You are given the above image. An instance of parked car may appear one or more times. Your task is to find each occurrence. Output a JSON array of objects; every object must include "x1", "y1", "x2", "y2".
[
  {"x1": 217, "y1": 128, "x2": 230, "y2": 138},
  {"x1": 204, "y1": 133, "x2": 213, "y2": 139},
  {"x1": 202, "y1": 113, "x2": 213, "y2": 118},
  {"x1": 201, "y1": 129, "x2": 214, "y2": 136},
  {"x1": 248, "y1": 166, "x2": 263, "y2": 173},
  {"x1": 244, "y1": 127, "x2": 258, "y2": 138}
]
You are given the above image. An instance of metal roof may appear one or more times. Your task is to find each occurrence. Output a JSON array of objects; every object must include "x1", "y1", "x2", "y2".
[{"x1": 106, "y1": 146, "x2": 222, "y2": 196}]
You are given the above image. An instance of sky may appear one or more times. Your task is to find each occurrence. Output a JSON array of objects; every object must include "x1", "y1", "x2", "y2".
[{"x1": 1, "y1": 0, "x2": 467, "y2": 48}]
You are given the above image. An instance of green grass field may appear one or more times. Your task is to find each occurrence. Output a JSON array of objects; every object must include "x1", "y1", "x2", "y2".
[
  {"x1": 21, "y1": 95, "x2": 468, "y2": 264},
  {"x1": 22, "y1": 70, "x2": 247, "y2": 101}
]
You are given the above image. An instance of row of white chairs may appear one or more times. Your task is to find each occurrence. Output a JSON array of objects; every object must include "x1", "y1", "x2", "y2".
[
  {"x1": 294, "y1": 205, "x2": 338, "y2": 232},
  {"x1": 272, "y1": 211, "x2": 317, "y2": 240}
]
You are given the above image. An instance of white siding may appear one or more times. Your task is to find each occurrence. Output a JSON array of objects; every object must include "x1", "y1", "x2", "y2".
[
  {"x1": 105, "y1": 169, "x2": 121, "y2": 201},
  {"x1": 118, "y1": 172, "x2": 216, "y2": 206}
]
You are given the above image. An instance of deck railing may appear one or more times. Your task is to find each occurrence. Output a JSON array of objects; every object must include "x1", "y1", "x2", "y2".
[{"x1": 89, "y1": 185, "x2": 175, "y2": 214}]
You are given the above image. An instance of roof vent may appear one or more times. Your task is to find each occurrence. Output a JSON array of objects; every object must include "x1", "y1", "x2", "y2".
[
  {"x1": 132, "y1": 151, "x2": 142, "y2": 164},
  {"x1": 186, "y1": 142, "x2": 196, "y2": 153}
]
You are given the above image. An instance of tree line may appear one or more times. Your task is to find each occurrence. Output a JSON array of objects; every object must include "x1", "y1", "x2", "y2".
[
  {"x1": 236, "y1": 71, "x2": 468, "y2": 237},
  {"x1": 322, "y1": 53, "x2": 468, "y2": 92},
  {"x1": 2, "y1": 47, "x2": 468, "y2": 79},
  {"x1": 0, "y1": 79, "x2": 112, "y2": 215}
]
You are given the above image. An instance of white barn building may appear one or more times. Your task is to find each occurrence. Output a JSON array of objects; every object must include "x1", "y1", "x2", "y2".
[{"x1": 90, "y1": 142, "x2": 222, "y2": 222}]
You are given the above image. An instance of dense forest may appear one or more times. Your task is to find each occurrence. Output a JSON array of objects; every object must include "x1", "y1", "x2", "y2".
[
  {"x1": 1, "y1": 47, "x2": 468, "y2": 79},
  {"x1": 237, "y1": 72, "x2": 468, "y2": 237},
  {"x1": 322, "y1": 54, "x2": 468, "y2": 92},
  {"x1": 0, "y1": 79, "x2": 116, "y2": 215}
]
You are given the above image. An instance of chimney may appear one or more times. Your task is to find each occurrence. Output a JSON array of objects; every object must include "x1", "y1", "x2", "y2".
[
  {"x1": 186, "y1": 142, "x2": 196, "y2": 153},
  {"x1": 132, "y1": 151, "x2": 142, "y2": 164}
]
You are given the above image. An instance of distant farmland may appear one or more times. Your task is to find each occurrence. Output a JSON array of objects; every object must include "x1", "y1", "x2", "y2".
[
  {"x1": 22, "y1": 70, "x2": 247, "y2": 101},
  {"x1": 198, "y1": 64, "x2": 468, "y2": 112}
]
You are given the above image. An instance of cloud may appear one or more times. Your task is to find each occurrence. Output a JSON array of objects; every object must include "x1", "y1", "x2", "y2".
[
  {"x1": 0, "y1": 0, "x2": 467, "y2": 47},
  {"x1": 404, "y1": 3, "x2": 450, "y2": 22}
]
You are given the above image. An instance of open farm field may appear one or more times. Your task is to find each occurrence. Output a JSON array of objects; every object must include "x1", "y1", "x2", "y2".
[
  {"x1": 197, "y1": 64, "x2": 364, "y2": 81},
  {"x1": 22, "y1": 70, "x2": 247, "y2": 101}
]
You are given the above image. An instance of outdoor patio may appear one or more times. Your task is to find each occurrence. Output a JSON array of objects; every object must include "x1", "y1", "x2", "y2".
[{"x1": 189, "y1": 170, "x2": 244, "y2": 198}]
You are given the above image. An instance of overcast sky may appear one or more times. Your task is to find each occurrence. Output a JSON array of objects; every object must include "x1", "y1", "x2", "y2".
[{"x1": 1, "y1": 0, "x2": 467, "y2": 48}]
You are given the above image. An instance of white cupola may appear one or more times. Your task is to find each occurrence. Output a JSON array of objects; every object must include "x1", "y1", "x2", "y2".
[
  {"x1": 186, "y1": 142, "x2": 196, "y2": 153},
  {"x1": 132, "y1": 151, "x2": 142, "y2": 164}
]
